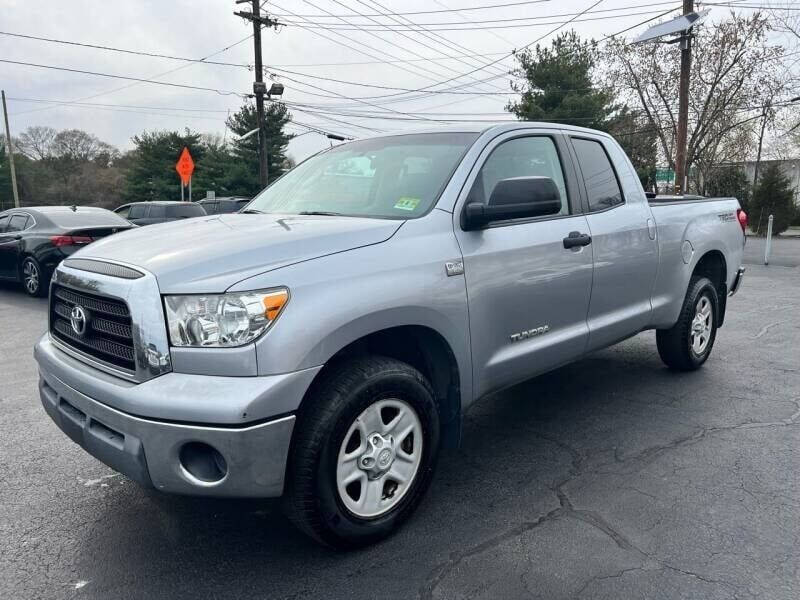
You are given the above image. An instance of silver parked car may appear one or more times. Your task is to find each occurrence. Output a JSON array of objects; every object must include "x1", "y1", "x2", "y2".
[{"x1": 34, "y1": 123, "x2": 746, "y2": 548}]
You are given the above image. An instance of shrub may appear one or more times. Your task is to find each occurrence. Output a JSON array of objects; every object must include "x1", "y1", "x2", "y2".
[{"x1": 750, "y1": 163, "x2": 797, "y2": 235}]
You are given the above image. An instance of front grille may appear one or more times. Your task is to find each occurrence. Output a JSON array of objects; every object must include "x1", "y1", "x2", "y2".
[{"x1": 50, "y1": 284, "x2": 135, "y2": 371}]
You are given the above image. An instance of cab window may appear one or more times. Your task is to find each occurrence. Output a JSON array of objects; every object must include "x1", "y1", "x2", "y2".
[
  {"x1": 0, "y1": 215, "x2": 9, "y2": 232},
  {"x1": 467, "y1": 136, "x2": 569, "y2": 216}
]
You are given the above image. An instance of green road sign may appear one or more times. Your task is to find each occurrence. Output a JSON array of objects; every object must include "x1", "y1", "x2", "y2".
[{"x1": 656, "y1": 168, "x2": 675, "y2": 183}]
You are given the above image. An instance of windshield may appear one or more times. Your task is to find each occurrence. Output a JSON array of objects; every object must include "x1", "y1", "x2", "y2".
[{"x1": 246, "y1": 132, "x2": 478, "y2": 219}]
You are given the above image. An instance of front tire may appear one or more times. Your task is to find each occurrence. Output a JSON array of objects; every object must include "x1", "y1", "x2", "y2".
[
  {"x1": 284, "y1": 356, "x2": 440, "y2": 549},
  {"x1": 21, "y1": 256, "x2": 47, "y2": 297},
  {"x1": 656, "y1": 276, "x2": 719, "y2": 371}
]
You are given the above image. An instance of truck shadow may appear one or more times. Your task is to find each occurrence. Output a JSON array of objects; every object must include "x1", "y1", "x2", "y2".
[{"x1": 72, "y1": 334, "x2": 713, "y2": 598}]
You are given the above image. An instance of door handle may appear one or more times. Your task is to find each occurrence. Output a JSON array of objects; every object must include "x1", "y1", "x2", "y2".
[{"x1": 563, "y1": 231, "x2": 592, "y2": 249}]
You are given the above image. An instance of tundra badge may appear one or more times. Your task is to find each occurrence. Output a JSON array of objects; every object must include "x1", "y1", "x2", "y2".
[{"x1": 510, "y1": 325, "x2": 550, "y2": 342}]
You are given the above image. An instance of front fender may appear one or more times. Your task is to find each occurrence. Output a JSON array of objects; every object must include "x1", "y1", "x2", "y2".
[{"x1": 235, "y1": 211, "x2": 473, "y2": 406}]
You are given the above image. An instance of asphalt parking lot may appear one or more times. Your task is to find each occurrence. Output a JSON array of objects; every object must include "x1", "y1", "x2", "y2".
[{"x1": 1, "y1": 242, "x2": 798, "y2": 599}]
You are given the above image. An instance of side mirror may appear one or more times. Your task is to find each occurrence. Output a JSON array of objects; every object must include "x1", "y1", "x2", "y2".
[{"x1": 464, "y1": 176, "x2": 562, "y2": 230}]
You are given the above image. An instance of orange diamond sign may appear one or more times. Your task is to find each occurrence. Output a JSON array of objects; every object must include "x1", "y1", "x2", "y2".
[{"x1": 175, "y1": 147, "x2": 195, "y2": 185}]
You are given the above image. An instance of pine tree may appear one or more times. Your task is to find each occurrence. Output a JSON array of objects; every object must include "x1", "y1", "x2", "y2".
[
  {"x1": 705, "y1": 166, "x2": 751, "y2": 213},
  {"x1": 122, "y1": 129, "x2": 205, "y2": 202},
  {"x1": 507, "y1": 31, "x2": 616, "y2": 130},
  {"x1": 226, "y1": 101, "x2": 293, "y2": 195},
  {"x1": 751, "y1": 163, "x2": 797, "y2": 235}
]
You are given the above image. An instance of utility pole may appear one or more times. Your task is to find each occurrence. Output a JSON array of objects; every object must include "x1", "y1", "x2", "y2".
[
  {"x1": 673, "y1": 0, "x2": 693, "y2": 195},
  {"x1": 1, "y1": 90, "x2": 20, "y2": 208},
  {"x1": 235, "y1": 1, "x2": 281, "y2": 189},
  {"x1": 752, "y1": 102, "x2": 770, "y2": 192}
]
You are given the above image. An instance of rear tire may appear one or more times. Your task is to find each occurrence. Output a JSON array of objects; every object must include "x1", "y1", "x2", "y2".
[
  {"x1": 656, "y1": 276, "x2": 719, "y2": 371},
  {"x1": 20, "y1": 256, "x2": 47, "y2": 297},
  {"x1": 283, "y1": 356, "x2": 440, "y2": 549}
]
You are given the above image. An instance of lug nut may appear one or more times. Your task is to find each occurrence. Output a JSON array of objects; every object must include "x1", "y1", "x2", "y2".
[{"x1": 362, "y1": 457, "x2": 374, "y2": 467}]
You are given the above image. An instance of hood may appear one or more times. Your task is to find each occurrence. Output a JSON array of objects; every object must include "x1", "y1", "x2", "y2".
[{"x1": 76, "y1": 213, "x2": 403, "y2": 293}]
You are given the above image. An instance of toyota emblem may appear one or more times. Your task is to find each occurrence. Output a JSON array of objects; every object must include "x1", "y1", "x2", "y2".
[{"x1": 70, "y1": 305, "x2": 88, "y2": 336}]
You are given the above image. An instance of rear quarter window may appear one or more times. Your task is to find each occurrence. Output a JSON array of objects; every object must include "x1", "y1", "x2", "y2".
[
  {"x1": 571, "y1": 138, "x2": 624, "y2": 212},
  {"x1": 7, "y1": 214, "x2": 30, "y2": 231}
]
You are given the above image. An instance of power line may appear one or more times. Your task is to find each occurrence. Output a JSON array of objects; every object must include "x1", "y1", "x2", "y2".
[
  {"x1": 270, "y1": 2, "x2": 454, "y2": 84},
  {"x1": 290, "y1": 0, "x2": 469, "y2": 85},
  {"x1": 265, "y1": 51, "x2": 510, "y2": 68},
  {"x1": 0, "y1": 59, "x2": 247, "y2": 98},
  {"x1": 277, "y1": 0, "x2": 689, "y2": 28},
  {"x1": 347, "y1": 0, "x2": 607, "y2": 97},
  {"x1": 325, "y1": 0, "x2": 508, "y2": 92},
  {"x1": 0, "y1": 31, "x2": 252, "y2": 68},
  {"x1": 350, "y1": 0, "x2": 511, "y2": 82},
  {"x1": 266, "y1": 65, "x2": 511, "y2": 95},
  {"x1": 8, "y1": 97, "x2": 232, "y2": 113},
  {"x1": 277, "y1": 6, "x2": 689, "y2": 31},
  {"x1": 273, "y1": 0, "x2": 554, "y2": 18},
  {"x1": 9, "y1": 34, "x2": 254, "y2": 117}
]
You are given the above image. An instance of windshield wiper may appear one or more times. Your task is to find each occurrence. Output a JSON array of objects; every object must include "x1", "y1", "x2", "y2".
[
  {"x1": 297, "y1": 211, "x2": 350, "y2": 217},
  {"x1": 240, "y1": 208, "x2": 265, "y2": 214}
]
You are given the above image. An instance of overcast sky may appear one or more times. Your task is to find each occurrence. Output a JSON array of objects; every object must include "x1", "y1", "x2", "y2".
[{"x1": 1, "y1": 0, "x2": 769, "y2": 162}]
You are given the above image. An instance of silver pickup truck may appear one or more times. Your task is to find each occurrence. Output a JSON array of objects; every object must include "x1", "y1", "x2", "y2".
[{"x1": 34, "y1": 123, "x2": 746, "y2": 548}]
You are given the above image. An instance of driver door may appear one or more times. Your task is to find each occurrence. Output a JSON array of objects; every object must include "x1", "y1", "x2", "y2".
[{"x1": 454, "y1": 131, "x2": 594, "y2": 399}]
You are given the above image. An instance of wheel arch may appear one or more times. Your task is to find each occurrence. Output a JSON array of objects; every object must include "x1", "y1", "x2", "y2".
[
  {"x1": 690, "y1": 249, "x2": 728, "y2": 326},
  {"x1": 297, "y1": 324, "x2": 464, "y2": 449}
]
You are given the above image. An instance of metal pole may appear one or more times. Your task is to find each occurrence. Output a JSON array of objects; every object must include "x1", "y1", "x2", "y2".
[
  {"x1": 180, "y1": 181, "x2": 184, "y2": 202},
  {"x1": 188, "y1": 176, "x2": 192, "y2": 202},
  {"x1": 252, "y1": 0, "x2": 268, "y2": 189},
  {"x1": 1, "y1": 90, "x2": 20, "y2": 208},
  {"x1": 674, "y1": 0, "x2": 693, "y2": 196},
  {"x1": 753, "y1": 106, "x2": 769, "y2": 191},
  {"x1": 764, "y1": 215, "x2": 773, "y2": 265}
]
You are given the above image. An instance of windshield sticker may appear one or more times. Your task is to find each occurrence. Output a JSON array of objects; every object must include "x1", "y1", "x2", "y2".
[{"x1": 394, "y1": 197, "x2": 421, "y2": 211}]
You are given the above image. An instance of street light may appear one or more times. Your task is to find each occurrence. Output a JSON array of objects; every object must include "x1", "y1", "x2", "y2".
[{"x1": 237, "y1": 127, "x2": 260, "y2": 141}]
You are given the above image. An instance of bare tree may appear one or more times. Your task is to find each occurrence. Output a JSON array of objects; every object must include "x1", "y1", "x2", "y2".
[
  {"x1": 604, "y1": 12, "x2": 785, "y2": 191},
  {"x1": 52, "y1": 129, "x2": 116, "y2": 162},
  {"x1": 17, "y1": 126, "x2": 57, "y2": 160}
]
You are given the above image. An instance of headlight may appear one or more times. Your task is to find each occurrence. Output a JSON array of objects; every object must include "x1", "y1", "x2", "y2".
[{"x1": 164, "y1": 288, "x2": 289, "y2": 347}]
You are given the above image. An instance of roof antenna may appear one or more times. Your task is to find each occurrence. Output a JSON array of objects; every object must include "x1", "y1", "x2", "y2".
[{"x1": 70, "y1": 205, "x2": 77, "y2": 212}]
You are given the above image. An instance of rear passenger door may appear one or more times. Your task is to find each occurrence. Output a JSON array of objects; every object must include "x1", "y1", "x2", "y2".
[
  {"x1": 455, "y1": 131, "x2": 594, "y2": 399},
  {"x1": 567, "y1": 135, "x2": 658, "y2": 351},
  {"x1": 0, "y1": 214, "x2": 28, "y2": 278}
]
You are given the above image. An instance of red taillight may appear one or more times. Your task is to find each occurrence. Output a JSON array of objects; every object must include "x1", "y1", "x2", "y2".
[
  {"x1": 50, "y1": 235, "x2": 92, "y2": 247},
  {"x1": 736, "y1": 209, "x2": 748, "y2": 234}
]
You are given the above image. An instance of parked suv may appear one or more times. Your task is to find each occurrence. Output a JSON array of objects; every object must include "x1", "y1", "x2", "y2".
[
  {"x1": 114, "y1": 201, "x2": 206, "y2": 226},
  {"x1": 197, "y1": 197, "x2": 250, "y2": 215},
  {"x1": 35, "y1": 124, "x2": 746, "y2": 548}
]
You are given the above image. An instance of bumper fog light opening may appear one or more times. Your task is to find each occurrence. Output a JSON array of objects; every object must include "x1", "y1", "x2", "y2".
[{"x1": 178, "y1": 442, "x2": 228, "y2": 485}]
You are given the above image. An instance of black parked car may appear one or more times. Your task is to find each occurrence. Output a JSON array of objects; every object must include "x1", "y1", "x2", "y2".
[
  {"x1": 196, "y1": 196, "x2": 250, "y2": 215},
  {"x1": 0, "y1": 206, "x2": 134, "y2": 297},
  {"x1": 113, "y1": 201, "x2": 206, "y2": 225}
]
